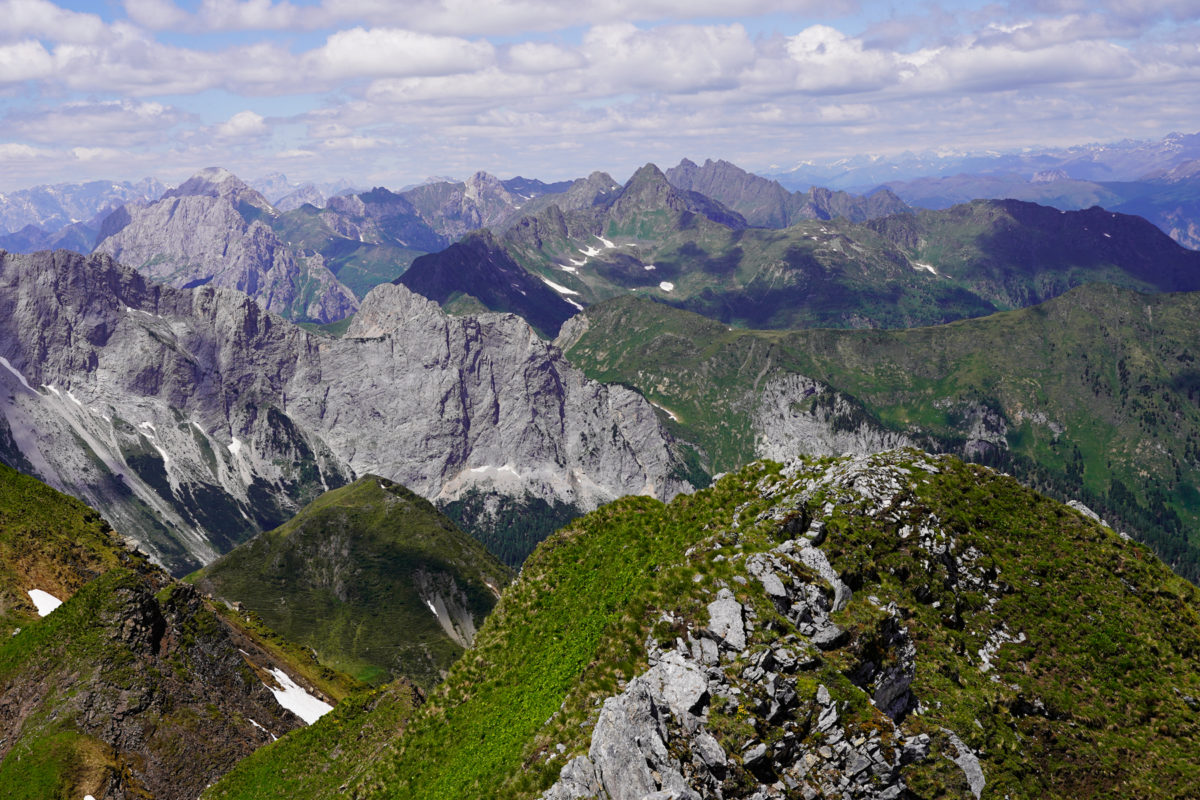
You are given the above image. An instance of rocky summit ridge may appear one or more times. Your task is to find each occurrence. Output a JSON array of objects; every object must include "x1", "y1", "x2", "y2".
[
  {"x1": 0, "y1": 249, "x2": 689, "y2": 573},
  {"x1": 205, "y1": 449, "x2": 1200, "y2": 800}
]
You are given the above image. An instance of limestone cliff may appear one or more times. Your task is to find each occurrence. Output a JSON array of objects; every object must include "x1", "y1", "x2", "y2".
[
  {"x1": 94, "y1": 167, "x2": 358, "y2": 323},
  {"x1": 0, "y1": 250, "x2": 689, "y2": 573}
]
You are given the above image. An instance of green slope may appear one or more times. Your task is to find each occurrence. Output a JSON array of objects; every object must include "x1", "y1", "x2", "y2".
[
  {"x1": 562, "y1": 286, "x2": 1200, "y2": 580},
  {"x1": 192, "y1": 475, "x2": 514, "y2": 687},
  {"x1": 0, "y1": 465, "x2": 367, "y2": 799},
  {"x1": 205, "y1": 451, "x2": 1200, "y2": 799},
  {"x1": 0, "y1": 461, "x2": 155, "y2": 632}
]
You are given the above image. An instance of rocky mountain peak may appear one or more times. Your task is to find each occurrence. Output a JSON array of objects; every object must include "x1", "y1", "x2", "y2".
[{"x1": 164, "y1": 166, "x2": 275, "y2": 218}]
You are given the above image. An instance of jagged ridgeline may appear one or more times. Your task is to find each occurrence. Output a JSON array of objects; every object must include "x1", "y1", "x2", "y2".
[
  {"x1": 0, "y1": 465, "x2": 372, "y2": 800},
  {"x1": 0, "y1": 249, "x2": 689, "y2": 574},
  {"x1": 402, "y1": 161, "x2": 1200, "y2": 337},
  {"x1": 192, "y1": 476, "x2": 513, "y2": 688},
  {"x1": 206, "y1": 451, "x2": 1200, "y2": 800},
  {"x1": 561, "y1": 284, "x2": 1200, "y2": 581}
]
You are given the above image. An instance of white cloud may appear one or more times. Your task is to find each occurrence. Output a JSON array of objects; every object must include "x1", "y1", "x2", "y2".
[
  {"x1": 582, "y1": 23, "x2": 756, "y2": 93},
  {"x1": 123, "y1": 0, "x2": 190, "y2": 29},
  {"x1": 506, "y1": 41, "x2": 583, "y2": 73},
  {"x1": 0, "y1": 142, "x2": 48, "y2": 160},
  {"x1": 308, "y1": 27, "x2": 495, "y2": 79},
  {"x1": 0, "y1": 40, "x2": 54, "y2": 82},
  {"x1": 6, "y1": 100, "x2": 188, "y2": 145},
  {"x1": 71, "y1": 146, "x2": 124, "y2": 161},
  {"x1": 217, "y1": 109, "x2": 269, "y2": 137},
  {"x1": 0, "y1": 0, "x2": 107, "y2": 44}
]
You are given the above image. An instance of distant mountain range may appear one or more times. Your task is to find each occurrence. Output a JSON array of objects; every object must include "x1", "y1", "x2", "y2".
[
  {"x1": 403, "y1": 162, "x2": 1200, "y2": 335},
  {"x1": 767, "y1": 130, "x2": 1200, "y2": 189}
]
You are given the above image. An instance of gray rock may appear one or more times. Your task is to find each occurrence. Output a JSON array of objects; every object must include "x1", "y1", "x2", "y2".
[
  {"x1": 95, "y1": 168, "x2": 358, "y2": 323},
  {"x1": 941, "y1": 728, "x2": 985, "y2": 799},
  {"x1": 707, "y1": 588, "x2": 746, "y2": 651},
  {"x1": 0, "y1": 251, "x2": 690, "y2": 571},
  {"x1": 693, "y1": 732, "x2": 726, "y2": 768},
  {"x1": 540, "y1": 756, "x2": 600, "y2": 800},
  {"x1": 754, "y1": 374, "x2": 913, "y2": 462}
]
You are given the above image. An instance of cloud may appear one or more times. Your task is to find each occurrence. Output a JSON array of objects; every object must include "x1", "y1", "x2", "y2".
[
  {"x1": 0, "y1": 0, "x2": 107, "y2": 44},
  {"x1": 308, "y1": 27, "x2": 495, "y2": 80},
  {"x1": 0, "y1": 142, "x2": 49, "y2": 160},
  {"x1": 506, "y1": 41, "x2": 584, "y2": 73},
  {"x1": 580, "y1": 23, "x2": 757, "y2": 94},
  {"x1": 0, "y1": 40, "x2": 55, "y2": 83},
  {"x1": 128, "y1": 0, "x2": 850, "y2": 36},
  {"x1": 4, "y1": 100, "x2": 191, "y2": 145},
  {"x1": 216, "y1": 109, "x2": 269, "y2": 137},
  {"x1": 123, "y1": 0, "x2": 189, "y2": 29}
]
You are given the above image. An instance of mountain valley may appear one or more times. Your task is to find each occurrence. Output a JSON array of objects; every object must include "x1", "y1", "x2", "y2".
[{"x1": 2, "y1": 140, "x2": 1200, "y2": 799}]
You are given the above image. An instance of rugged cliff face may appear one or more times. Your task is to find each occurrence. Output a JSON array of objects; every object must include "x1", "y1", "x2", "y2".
[
  {"x1": 94, "y1": 167, "x2": 359, "y2": 323},
  {"x1": 0, "y1": 250, "x2": 689, "y2": 573}
]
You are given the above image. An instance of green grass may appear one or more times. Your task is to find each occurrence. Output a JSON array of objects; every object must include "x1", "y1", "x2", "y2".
[
  {"x1": 564, "y1": 285, "x2": 1200, "y2": 580},
  {"x1": 0, "y1": 462, "x2": 153, "y2": 631},
  {"x1": 192, "y1": 476, "x2": 513, "y2": 688},
  {"x1": 204, "y1": 451, "x2": 1200, "y2": 799}
]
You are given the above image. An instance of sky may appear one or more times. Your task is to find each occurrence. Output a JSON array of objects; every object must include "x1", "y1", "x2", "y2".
[{"x1": 0, "y1": 0, "x2": 1198, "y2": 191}]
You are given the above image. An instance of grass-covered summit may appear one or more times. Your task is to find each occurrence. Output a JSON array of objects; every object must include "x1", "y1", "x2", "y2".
[
  {"x1": 206, "y1": 449, "x2": 1200, "y2": 799},
  {"x1": 192, "y1": 475, "x2": 514, "y2": 687}
]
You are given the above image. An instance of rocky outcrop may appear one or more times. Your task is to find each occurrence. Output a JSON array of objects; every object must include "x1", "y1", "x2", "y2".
[
  {"x1": 0, "y1": 250, "x2": 688, "y2": 573},
  {"x1": 541, "y1": 451, "x2": 999, "y2": 800},
  {"x1": 94, "y1": 167, "x2": 358, "y2": 323},
  {"x1": 754, "y1": 374, "x2": 914, "y2": 461},
  {"x1": 0, "y1": 568, "x2": 321, "y2": 800}
]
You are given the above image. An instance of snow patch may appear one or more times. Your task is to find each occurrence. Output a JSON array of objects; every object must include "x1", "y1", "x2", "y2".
[
  {"x1": 650, "y1": 401, "x2": 679, "y2": 422},
  {"x1": 499, "y1": 463, "x2": 521, "y2": 477},
  {"x1": 643, "y1": 264, "x2": 656, "y2": 271},
  {"x1": 43, "y1": 383, "x2": 61, "y2": 397},
  {"x1": 912, "y1": 262, "x2": 938, "y2": 275},
  {"x1": 264, "y1": 668, "x2": 332, "y2": 725},
  {"x1": 558, "y1": 264, "x2": 578, "y2": 274},
  {"x1": 228, "y1": 436, "x2": 243, "y2": 456},
  {"x1": 0, "y1": 356, "x2": 33, "y2": 392},
  {"x1": 568, "y1": 258, "x2": 587, "y2": 266},
  {"x1": 541, "y1": 277, "x2": 580, "y2": 296},
  {"x1": 248, "y1": 718, "x2": 277, "y2": 741},
  {"x1": 27, "y1": 589, "x2": 63, "y2": 616},
  {"x1": 139, "y1": 421, "x2": 156, "y2": 433},
  {"x1": 595, "y1": 234, "x2": 615, "y2": 249},
  {"x1": 65, "y1": 390, "x2": 83, "y2": 407},
  {"x1": 579, "y1": 245, "x2": 601, "y2": 257},
  {"x1": 424, "y1": 598, "x2": 438, "y2": 616},
  {"x1": 1102, "y1": 232, "x2": 1112, "y2": 238},
  {"x1": 658, "y1": 281, "x2": 675, "y2": 292},
  {"x1": 566, "y1": 298, "x2": 584, "y2": 311}
]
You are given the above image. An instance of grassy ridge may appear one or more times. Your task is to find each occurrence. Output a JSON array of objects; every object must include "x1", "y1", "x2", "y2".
[
  {"x1": 192, "y1": 476, "x2": 513, "y2": 687},
  {"x1": 206, "y1": 452, "x2": 1200, "y2": 799},
  {"x1": 564, "y1": 286, "x2": 1200, "y2": 578}
]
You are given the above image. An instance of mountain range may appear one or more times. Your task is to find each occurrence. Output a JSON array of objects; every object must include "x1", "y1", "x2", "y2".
[
  {"x1": 403, "y1": 162, "x2": 1200, "y2": 335},
  {"x1": 0, "y1": 249, "x2": 688, "y2": 575},
  {"x1": 4, "y1": 138, "x2": 1200, "y2": 798}
]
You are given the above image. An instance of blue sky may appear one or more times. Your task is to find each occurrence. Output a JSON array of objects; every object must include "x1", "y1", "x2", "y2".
[{"x1": 1, "y1": 0, "x2": 1198, "y2": 191}]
